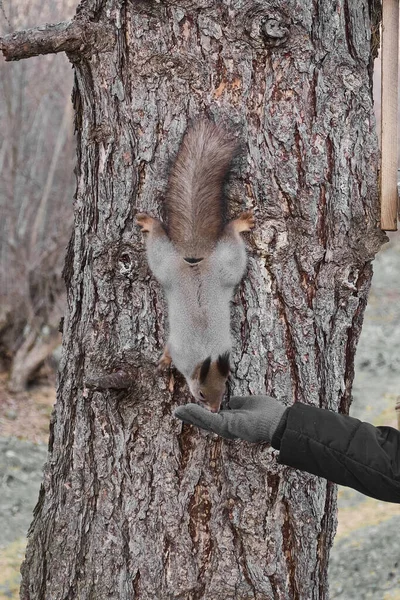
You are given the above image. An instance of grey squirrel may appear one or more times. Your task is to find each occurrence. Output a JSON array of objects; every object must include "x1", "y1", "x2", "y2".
[{"x1": 136, "y1": 119, "x2": 254, "y2": 412}]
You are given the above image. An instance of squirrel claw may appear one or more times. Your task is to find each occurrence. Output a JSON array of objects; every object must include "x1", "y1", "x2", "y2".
[
  {"x1": 157, "y1": 347, "x2": 172, "y2": 370},
  {"x1": 232, "y1": 211, "x2": 255, "y2": 233},
  {"x1": 136, "y1": 213, "x2": 154, "y2": 233},
  {"x1": 137, "y1": 213, "x2": 166, "y2": 237},
  {"x1": 157, "y1": 357, "x2": 172, "y2": 371}
]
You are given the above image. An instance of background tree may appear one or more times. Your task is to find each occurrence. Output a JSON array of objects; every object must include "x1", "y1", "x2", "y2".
[
  {"x1": 0, "y1": 0, "x2": 76, "y2": 391},
  {"x1": 0, "y1": 0, "x2": 385, "y2": 598}
]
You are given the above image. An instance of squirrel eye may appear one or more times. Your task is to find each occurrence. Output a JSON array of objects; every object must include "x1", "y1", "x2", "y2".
[{"x1": 199, "y1": 391, "x2": 205, "y2": 400}]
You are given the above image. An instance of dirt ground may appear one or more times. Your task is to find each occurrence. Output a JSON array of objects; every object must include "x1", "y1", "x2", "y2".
[
  {"x1": 0, "y1": 373, "x2": 55, "y2": 443},
  {"x1": 0, "y1": 232, "x2": 399, "y2": 599}
]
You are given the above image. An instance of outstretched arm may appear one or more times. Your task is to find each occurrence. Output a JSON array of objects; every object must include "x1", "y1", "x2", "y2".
[
  {"x1": 273, "y1": 403, "x2": 400, "y2": 503},
  {"x1": 174, "y1": 397, "x2": 400, "y2": 504}
]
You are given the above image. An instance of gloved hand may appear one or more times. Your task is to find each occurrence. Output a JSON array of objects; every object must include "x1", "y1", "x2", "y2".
[{"x1": 174, "y1": 395, "x2": 287, "y2": 443}]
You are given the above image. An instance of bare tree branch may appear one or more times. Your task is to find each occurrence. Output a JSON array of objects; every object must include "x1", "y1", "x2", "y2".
[
  {"x1": 0, "y1": 19, "x2": 112, "y2": 61},
  {"x1": 0, "y1": 0, "x2": 11, "y2": 30},
  {"x1": 30, "y1": 96, "x2": 72, "y2": 249}
]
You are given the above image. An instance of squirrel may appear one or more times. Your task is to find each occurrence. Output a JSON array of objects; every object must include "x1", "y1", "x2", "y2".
[{"x1": 136, "y1": 119, "x2": 254, "y2": 413}]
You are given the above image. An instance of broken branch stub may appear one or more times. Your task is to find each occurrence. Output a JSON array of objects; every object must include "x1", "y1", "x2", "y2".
[{"x1": 0, "y1": 19, "x2": 114, "y2": 62}]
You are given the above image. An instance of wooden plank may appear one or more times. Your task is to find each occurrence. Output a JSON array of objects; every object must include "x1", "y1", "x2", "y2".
[
  {"x1": 381, "y1": 0, "x2": 399, "y2": 231},
  {"x1": 396, "y1": 397, "x2": 400, "y2": 430}
]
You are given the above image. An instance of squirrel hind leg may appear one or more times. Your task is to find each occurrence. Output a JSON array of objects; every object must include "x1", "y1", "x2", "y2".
[
  {"x1": 136, "y1": 213, "x2": 166, "y2": 236},
  {"x1": 229, "y1": 210, "x2": 255, "y2": 234}
]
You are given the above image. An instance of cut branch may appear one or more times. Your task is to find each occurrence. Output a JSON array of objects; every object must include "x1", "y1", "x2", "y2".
[
  {"x1": 85, "y1": 370, "x2": 139, "y2": 390},
  {"x1": 0, "y1": 19, "x2": 111, "y2": 62}
]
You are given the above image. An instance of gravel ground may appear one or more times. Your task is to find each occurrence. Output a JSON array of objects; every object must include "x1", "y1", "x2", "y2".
[
  {"x1": 0, "y1": 437, "x2": 47, "y2": 548},
  {"x1": 330, "y1": 516, "x2": 400, "y2": 599},
  {"x1": 0, "y1": 438, "x2": 47, "y2": 599},
  {"x1": 0, "y1": 233, "x2": 399, "y2": 599}
]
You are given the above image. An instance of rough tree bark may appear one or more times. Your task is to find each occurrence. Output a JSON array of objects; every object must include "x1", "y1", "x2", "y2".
[{"x1": 0, "y1": 0, "x2": 385, "y2": 598}]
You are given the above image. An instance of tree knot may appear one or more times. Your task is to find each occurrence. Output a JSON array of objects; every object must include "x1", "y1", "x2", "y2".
[{"x1": 244, "y1": 7, "x2": 290, "y2": 49}]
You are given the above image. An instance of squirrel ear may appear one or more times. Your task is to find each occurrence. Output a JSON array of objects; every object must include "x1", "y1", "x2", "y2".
[
  {"x1": 199, "y1": 356, "x2": 211, "y2": 383},
  {"x1": 217, "y1": 352, "x2": 230, "y2": 377}
]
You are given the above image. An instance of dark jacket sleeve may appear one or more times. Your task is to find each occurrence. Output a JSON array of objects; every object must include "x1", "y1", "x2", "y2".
[{"x1": 271, "y1": 403, "x2": 400, "y2": 503}]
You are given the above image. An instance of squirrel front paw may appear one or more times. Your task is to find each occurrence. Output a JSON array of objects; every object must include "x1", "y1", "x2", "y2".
[
  {"x1": 157, "y1": 345, "x2": 172, "y2": 371},
  {"x1": 231, "y1": 211, "x2": 255, "y2": 233}
]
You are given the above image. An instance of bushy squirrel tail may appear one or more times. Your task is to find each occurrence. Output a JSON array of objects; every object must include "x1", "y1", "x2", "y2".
[{"x1": 165, "y1": 119, "x2": 238, "y2": 258}]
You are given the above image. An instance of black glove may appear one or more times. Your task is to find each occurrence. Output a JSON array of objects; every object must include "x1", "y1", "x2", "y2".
[{"x1": 174, "y1": 395, "x2": 287, "y2": 443}]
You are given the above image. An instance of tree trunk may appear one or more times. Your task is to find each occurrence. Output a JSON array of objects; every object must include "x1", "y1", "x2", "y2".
[{"x1": 9, "y1": 0, "x2": 385, "y2": 598}]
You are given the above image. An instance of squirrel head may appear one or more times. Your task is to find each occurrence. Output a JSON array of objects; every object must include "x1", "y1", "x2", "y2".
[{"x1": 189, "y1": 352, "x2": 230, "y2": 413}]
